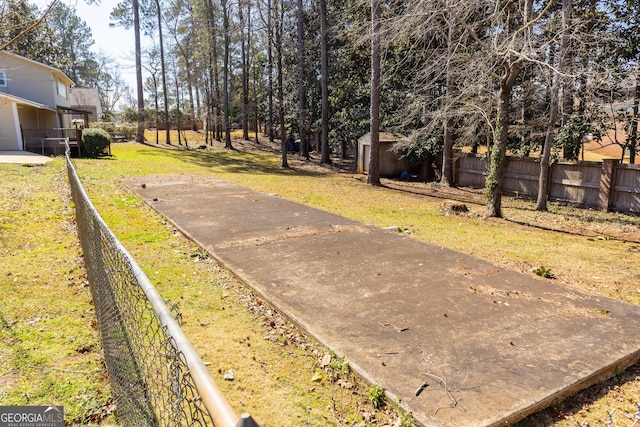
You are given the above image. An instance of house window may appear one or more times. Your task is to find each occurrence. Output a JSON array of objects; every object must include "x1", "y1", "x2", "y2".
[
  {"x1": 57, "y1": 79, "x2": 67, "y2": 98},
  {"x1": 0, "y1": 70, "x2": 7, "y2": 87}
]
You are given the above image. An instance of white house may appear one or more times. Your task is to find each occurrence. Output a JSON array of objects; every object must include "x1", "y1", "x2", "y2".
[{"x1": 0, "y1": 51, "x2": 90, "y2": 153}]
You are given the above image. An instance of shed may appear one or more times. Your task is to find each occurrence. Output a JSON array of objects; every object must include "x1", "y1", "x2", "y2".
[{"x1": 357, "y1": 132, "x2": 411, "y2": 177}]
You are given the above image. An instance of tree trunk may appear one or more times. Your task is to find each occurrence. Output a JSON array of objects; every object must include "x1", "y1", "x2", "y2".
[
  {"x1": 629, "y1": 77, "x2": 639, "y2": 164},
  {"x1": 155, "y1": 0, "x2": 170, "y2": 145},
  {"x1": 239, "y1": 2, "x2": 250, "y2": 141},
  {"x1": 249, "y1": 2, "x2": 259, "y2": 145},
  {"x1": 486, "y1": 67, "x2": 521, "y2": 218},
  {"x1": 442, "y1": 117, "x2": 454, "y2": 185},
  {"x1": 206, "y1": 0, "x2": 222, "y2": 142},
  {"x1": 133, "y1": 0, "x2": 145, "y2": 143},
  {"x1": 296, "y1": 0, "x2": 309, "y2": 159},
  {"x1": 153, "y1": 77, "x2": 159, "y2": 144},
  {"x1": 319, "y1": 0, "x2": 330, "y2": 164},
  {"x1": 485, "y1": 0, "x2": 533, "y2": 217},
  {"x1": 221, "y1": 0, "x2": 233, "y2": 149},
  {"x1": 267, "y1": 0, "x2": 274, "y2": 143},
  {"x1": 536, "y1": 79, "x2": 559, "y2": 211},
  {"x1": 184, "y1": 57, "x2": 196, "y2": 130},
  {"x1": 368, "y1": 0, "x2": 381, "y2": 186},
  {"x1": 441, "y1": 23, "x2": 455, "y2": 186},
  {"x1": 560, "y1": 0, "x2": 574, "y2": 159},
  {"x1": 174, "y1": 58, "x2": 183, "y2": 146},
  {"x1": 194, "y1": 71, "x2": 201, "y2": 127},
  {"x1": 275, "y1": 0, "x2": 287, "y2": 168}
]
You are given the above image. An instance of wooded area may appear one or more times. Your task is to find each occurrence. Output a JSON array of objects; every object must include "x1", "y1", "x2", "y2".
[{"x1": 2, "y1": 0, "x2": 640, "y2": 216}]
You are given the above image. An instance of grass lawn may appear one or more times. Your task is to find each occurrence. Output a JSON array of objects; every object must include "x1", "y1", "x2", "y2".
[
  {"x1": 0, "y1": 163, "x2": 115, "y2": 424},
  {"x1": 2, "y1": 137, "x2": 640, "y2": 426}
]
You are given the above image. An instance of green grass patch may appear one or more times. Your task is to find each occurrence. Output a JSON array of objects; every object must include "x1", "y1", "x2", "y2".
[
  {"x1": 3, "y1": 140, "x2": 640, "y2": 426},
  {"x1": 79, "y1": 142, "x2": 640, "y2": 425},
  {"x1": 0, "y1": 162, "x2": 115, "y2": 425}
]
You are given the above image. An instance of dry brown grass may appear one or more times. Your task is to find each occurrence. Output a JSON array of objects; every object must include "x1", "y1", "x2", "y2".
[
  {"x1": 3, "y1": 135, "x2": 639, "y2": 426},
  {"x1": 121, "y1": 136, "x2": 640, "y2": 426}
]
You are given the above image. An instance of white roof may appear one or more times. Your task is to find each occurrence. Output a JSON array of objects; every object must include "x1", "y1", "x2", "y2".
[{"x1": 0, "y1": 92, "x2": 56, "y2": 112}]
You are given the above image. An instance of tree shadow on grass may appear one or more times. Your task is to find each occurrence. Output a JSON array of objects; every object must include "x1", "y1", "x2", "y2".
[
  {"x1": 376, "y1": 178, "x2": 640, "y2": 242},
  {"x1": 137, "y1": 145, "x2": 333, "y2": 178}
]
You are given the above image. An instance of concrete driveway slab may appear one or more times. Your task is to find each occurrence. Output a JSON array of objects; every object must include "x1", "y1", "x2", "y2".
[
  {"x1": 0, "y1": 151, "x2": 51, "y2": 165},
  {"x1": 123, "y1": 174, "x2": 640, "y2": 427}
]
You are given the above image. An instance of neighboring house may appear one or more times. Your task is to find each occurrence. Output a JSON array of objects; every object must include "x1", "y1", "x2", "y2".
[
  {"x1": 0, "y1": 50, "x2": 90, "y2": 153},
  {"x1": 69, "y1": 87, "x2": 103, "y2": 124},
  {"x1": 357, "y1": 132, "x2": 411, "y2": 177}
]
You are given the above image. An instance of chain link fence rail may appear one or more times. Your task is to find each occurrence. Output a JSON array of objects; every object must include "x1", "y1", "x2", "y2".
[{"x1": 65, "y1": 147, "x2": 260, "y2": 427}]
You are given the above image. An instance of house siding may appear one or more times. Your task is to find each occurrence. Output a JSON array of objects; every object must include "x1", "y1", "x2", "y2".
[
  {"x1": 0, "y1": 52, "x2": 75, "y2": 152},
  {"x1": 54, "y1": 77, "x2": 70, "y2": 108},
  {"x1": 17, "y1": 105, "x2": 57, "y2": 129},
  {"x1": 0, "y1": 53, "x2": 70, "y2": 109},
  {"x1": 0, "y1": 101, "x2": 19, "y2": 150}
]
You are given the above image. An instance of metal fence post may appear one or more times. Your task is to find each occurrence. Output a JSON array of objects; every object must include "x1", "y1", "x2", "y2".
[{"x1": 236, "y1": 413, "x2": 261, "y2": 427}]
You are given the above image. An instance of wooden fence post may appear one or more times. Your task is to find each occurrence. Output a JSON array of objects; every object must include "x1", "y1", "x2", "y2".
[
  {"x1": 452, "y1": 154, "x2": 460, "y2": 186},
  {"x1": 598, "y1": 159, "x2": 619, "y2": 212}
]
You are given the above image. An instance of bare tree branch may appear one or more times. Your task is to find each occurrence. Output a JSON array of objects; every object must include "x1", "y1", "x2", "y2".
[{"x1": 0, "y1": 0, "x2": 59, "y2": 52}]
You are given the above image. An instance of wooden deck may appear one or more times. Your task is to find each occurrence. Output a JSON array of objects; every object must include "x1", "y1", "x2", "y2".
[{"x1": 22, "y1": 128, "x2": 82, "y2": 156}]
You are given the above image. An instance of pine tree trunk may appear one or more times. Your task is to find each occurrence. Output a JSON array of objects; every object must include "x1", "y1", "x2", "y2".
[
  {"x1": 319, "y1": 0, "x2": 330, "y2": 164},
  {"x1": 267, "y1": 0, "x2": 274, "y2": 143},
  {"x1": 239, "y1": 2, "x2": 249, "y2": 141},
  {"x1": 275, "y1": 1, "x2": 287, "y2": 168},
  {"x1": 133, "y1": 0, "x2": 145, "y2": 143},
  {"x1": 221, "y1": 0, "x2": 232, "y2": 149},
  {"x1": 296, "y1": 0, "x2": 308, "y2": 159},
  {"x1": 368, "y1": 0, "x2": 381, "y2": 186},
  {"x1": 206, "y1": 0, "x2": 222, "y2": 142},
  {"x1": 155, "y1": 0, "x2": 170, "y2": 145}
]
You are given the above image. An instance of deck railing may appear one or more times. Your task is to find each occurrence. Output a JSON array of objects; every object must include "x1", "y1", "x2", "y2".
[{"x1": 23, "y1": 128, "x2": 82, "y2": 155}]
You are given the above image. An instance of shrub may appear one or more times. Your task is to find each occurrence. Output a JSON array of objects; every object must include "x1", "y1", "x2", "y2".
[
  {"x1": 82, "y1": 128, "x2": 112, "y2": 158},
  {"x1": 118, "y1": 123, "x2": 137, "y2": 140},
  {"x1": 88, "y1": 122, "x2": 137, "y2": 141}
]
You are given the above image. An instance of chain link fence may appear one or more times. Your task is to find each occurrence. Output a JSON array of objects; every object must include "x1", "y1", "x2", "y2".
[{"x1": 65, "y1": 148, "x2": 259, "y2": 427}]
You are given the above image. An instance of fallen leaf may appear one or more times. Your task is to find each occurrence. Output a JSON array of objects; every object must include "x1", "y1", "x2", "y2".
[{"x1": 321, "y1": 353, "x2": 331, "y2": 367}]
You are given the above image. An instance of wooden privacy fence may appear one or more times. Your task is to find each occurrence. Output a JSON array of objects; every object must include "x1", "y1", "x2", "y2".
[{"x1": 454, "y1": 154, "x2": 640, "y2": 214}]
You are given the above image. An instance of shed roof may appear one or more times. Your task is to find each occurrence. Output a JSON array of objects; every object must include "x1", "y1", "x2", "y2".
[{"x1": 358, "y1": 132, "x2": 406, "y2": 143}]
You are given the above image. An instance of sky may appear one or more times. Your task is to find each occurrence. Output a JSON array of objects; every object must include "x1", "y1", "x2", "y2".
[{"x1": 36, "y1": 0, "x2": 142, "y2": 89}]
